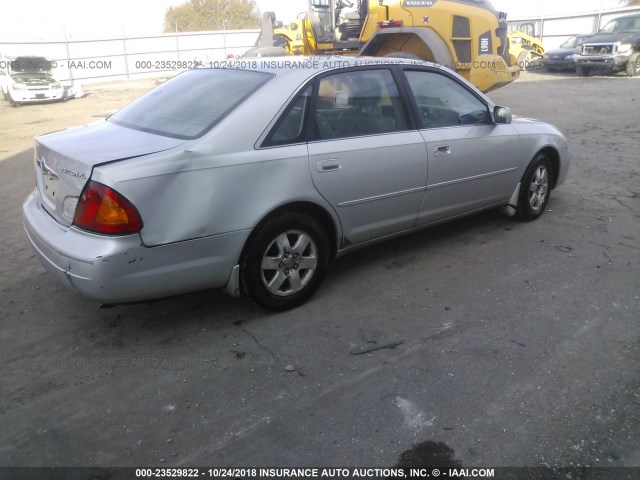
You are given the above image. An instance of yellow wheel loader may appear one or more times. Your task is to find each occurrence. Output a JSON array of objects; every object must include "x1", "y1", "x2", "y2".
[
  {"x1": 274, "y1": 18, "x2": 306, "y2": 56},
  {"x1": 250, "y1": 0, "x2": 521, "y2": 92}
]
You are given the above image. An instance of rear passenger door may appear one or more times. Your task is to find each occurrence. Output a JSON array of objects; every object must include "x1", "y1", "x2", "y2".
[{"x1": 308, "y1": 68, "x2": 428, "y2": 246}]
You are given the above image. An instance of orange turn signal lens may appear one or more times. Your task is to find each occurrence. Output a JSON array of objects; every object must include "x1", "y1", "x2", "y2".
[{"x1": 73, "y1": 181, "x2": 143, "y2": 235}]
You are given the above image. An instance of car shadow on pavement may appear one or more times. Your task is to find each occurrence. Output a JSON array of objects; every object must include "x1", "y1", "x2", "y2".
[{"x1": 1, "y1": 141, "x2": 564, "y2": 347}]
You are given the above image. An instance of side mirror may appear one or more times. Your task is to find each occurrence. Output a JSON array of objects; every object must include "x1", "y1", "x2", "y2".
[{"x1": 494, "y1": 106, "x2": 512, "y2": 124}]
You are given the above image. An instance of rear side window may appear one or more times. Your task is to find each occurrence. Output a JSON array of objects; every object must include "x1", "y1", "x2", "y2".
[
  {"x1": 265, "y1": 85, "x2": 312, "y2": 146},
  {"x1": 313, "y1": 69, "x2": 409, "y2": 140},
  {"x1": 109, "y1": 69, "x2": 272, "y2": 139}
]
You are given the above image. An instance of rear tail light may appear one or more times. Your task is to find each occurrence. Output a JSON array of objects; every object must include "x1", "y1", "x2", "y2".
[
  {"x1": 73, "y1": 181, "x2": 143, "y2": 235},
  {"x1": 377, "y1": 20, "x2": 404, "y2": 29}
]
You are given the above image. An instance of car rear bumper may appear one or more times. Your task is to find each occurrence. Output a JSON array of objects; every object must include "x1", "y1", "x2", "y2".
[{"x1": 23, "y1": 190, "x2": 250, "y2": 304}]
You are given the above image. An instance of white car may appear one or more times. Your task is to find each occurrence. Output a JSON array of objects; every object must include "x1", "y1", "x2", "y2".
[{"x1": 1, "y1": 56, "x2": 69, "y2": 105}]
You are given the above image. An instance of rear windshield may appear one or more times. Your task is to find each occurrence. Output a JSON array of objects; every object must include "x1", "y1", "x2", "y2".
[{"x1": 109, "y1": 68, "x2": 272, "y2": 139}]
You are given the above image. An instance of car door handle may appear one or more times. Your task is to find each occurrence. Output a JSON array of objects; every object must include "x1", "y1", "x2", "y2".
[
  {"x1": 434, "y1": 145, "x2": 451, "y2": 157},
  {"x1": 316, "y1": 159, "x2": 342, "y2": 172}
]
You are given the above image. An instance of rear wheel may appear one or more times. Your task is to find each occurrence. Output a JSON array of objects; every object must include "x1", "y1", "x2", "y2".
[
  {"x1": 241, "y1": 212, "x2": 329, "y2": 311},
  {"x1": 576, "y1": 64, "x2": 590, "y2": 77},
  {"x1": 516, "y1": 154, "x2": 554, "y2": 221},
  {"x1": 626, "y1": 52, "x2": 640, "y2": 77},
  {"x1": 5, "y1": 90, "x2": 17, "y2": 106}
]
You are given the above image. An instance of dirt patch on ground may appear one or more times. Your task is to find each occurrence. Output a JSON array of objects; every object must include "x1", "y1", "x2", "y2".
[{"x1": 0, "y1": 78, "x2": 160, "y2": 162}]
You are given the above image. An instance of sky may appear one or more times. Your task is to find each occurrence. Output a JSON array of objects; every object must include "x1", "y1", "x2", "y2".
[{"x1": 0, "y1": 0, "x2": 629, "y2": 41}]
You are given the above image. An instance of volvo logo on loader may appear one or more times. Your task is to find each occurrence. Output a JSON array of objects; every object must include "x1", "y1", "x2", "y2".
[{"x1": 402, "y1": 0, "x2": 437, "y2": 7}]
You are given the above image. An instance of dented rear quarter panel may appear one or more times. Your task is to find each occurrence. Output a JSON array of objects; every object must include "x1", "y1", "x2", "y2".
[{"x1": 90, "y1": 74, "x2": 343, "y2": 249}]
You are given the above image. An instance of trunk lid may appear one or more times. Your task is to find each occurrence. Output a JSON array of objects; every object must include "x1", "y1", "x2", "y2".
[{"x1": 34, "y1": 120, "x2": 185, "y2": 227}]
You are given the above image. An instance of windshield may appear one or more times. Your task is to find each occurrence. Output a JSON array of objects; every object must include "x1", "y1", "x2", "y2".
[
  {"x1": 600, "y1": 16, "x2": 640, "y2": 34},
  {"x1": 560, "y1": 37, "x2": 577, "y2": 49},
  {"x1": 109, "y1": 69, "x2": 272, "y2": 139}
]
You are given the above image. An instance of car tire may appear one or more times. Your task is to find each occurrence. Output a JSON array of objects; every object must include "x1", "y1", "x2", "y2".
[
  {"x1": 241, "y1": 212, "x2": 329, "y2": 311},
  {"x1": 626, "y1": 52, "x2": 640, "y2": 77},
  {"x1": 576, "y1": 64, "x2": 590, "y2": 77},
  {"x1": 516, "y1": 153, "x2": 554, "y2": 221},
  {"x1": 6, "y1": 90, "x2": 17, "y2": 106}
]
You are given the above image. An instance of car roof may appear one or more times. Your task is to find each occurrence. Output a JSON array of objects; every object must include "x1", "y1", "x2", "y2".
[
  {"x1": 609, "y1": 13, "x2": 640, "y2": 21},
  {"x1": 230, "y1": 55, "x2": 438, "y2": 78}
]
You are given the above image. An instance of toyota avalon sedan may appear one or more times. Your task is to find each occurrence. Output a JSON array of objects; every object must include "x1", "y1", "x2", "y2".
[{"x1": 23, "y1": 57, "x2": 570, "y2": 310}]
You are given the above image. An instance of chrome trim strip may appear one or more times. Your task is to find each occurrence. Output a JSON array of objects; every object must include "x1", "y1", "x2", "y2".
[
  {"x1": 337, "y1": 186, "x2": 427, "y2": 207},
  {"x1": 428, "y1": 167, "x2": 517, "y2": 190}
]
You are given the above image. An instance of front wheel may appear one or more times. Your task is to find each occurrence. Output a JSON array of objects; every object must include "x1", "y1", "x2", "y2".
[
  {"x1": 516, "y1": 154, "x2": 554, "y2": 221},
  {"x1": 576, "y1": 64, "x2": 590, "y2": 77},
  {"x1": 241, "y1": 212, "x2": 329, "y2": 311},
  {"x1": 6, "y1": 90, "x2": 18, "y2": 106}
]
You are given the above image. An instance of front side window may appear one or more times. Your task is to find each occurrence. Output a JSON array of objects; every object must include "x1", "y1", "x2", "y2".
[
  {"x1": 109, "y1": 69, "x2": 272, "y2": 139},
  {"x1": 405, "y1": 70, "x2": 491, "y2": 128},
  {"x1": 313, "y1": 69, "x2": 409, "y2": 140}
]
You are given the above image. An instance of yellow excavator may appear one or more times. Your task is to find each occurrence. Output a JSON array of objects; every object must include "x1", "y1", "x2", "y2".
[{"x1": 249, "y1": 0, "x2": 521, "y2": 92}]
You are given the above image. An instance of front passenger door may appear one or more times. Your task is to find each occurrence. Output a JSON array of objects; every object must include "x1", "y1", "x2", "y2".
[{"x1": 403, "y1": 69, "x2": 521, "y2": 226}]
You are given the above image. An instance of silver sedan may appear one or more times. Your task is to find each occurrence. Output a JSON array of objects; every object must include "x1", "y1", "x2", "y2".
[{"x1": 23, "y1": 57, "x2": 570, "y2": 310}]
